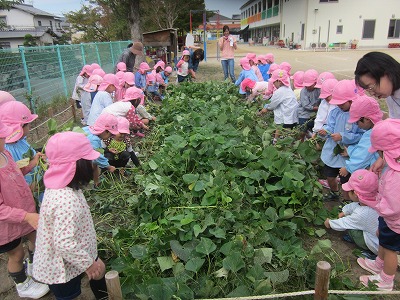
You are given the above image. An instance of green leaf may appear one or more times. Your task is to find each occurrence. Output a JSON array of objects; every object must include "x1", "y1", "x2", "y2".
[
  {"x1": 195, "y1": 237, "x2": 217, "y2": 256},
  {"x1": 182, "y1": 173, "x2": 199, "y2": 184},
  {"x1": 318, "y1": 239, "x2": 332, "y2": 249},
  {"x1": 185, "y1": 257, "x2": 205, "y2": 273},
  {"x1": 246, "y1": 264, "x2": 266, "y2": 282},
  {"x1": 147, "y1": 283, "x2": 174, "y2": 300},
  {"x1": 264, "y1": 269, "x2": 289, "y2": 284},
  {"x1": 222, "y1": 252, "x2": 245, "y2": 272},
  {"x1": 194, "y1": 180, "x2": 205, "y2": 192},
  {"x1": 254, "y1": 248, "x2": 273, "y2": 265},
  {"x1": 47, "y1": 118, "x2": 57, "y2": 135},
  {"x1": 157, "y1": 256, "x2": 175, "y2": 272},
  {"x1": 226, "y1": 285, "x2": 251, "y2": 297},
  {"x1": 209, "y1": 227, "x2": 226, "y2": 239},
  {"x1": 315, "y1": 229, "x2": 326, "y2": 237},
  {"x1": 148, "y1": 160, "x2": 158, "y2": 170},
  {"x1": 170, "y1": 240, "x2": 193, "y2": 262},
  {"x1": 129, "y1": 245, "x2": 148, "y2": 259},
  {"x1": 193, "y1": 224, "x2": 206, "y2": 237},
  {"x1": 242, "y1": 126, "x2": 251, "y2": 137}
]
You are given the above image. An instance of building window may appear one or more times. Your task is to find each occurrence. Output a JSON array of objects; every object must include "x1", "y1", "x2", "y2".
[
  {"x1": 251, "y1": 6, "x2": 254, "y2": 15},
  {"x1": 362, "y1": 20, "x2": 376, "y2": 39},
  {"x1": 263, "y1": 0, "x2": 266, "y2": 10},
  {"x1": 38, "y1": 20, "x2": 42, "y2": 26},
  {"x1": 301, "y1": 23, "x2": 305, "y2": 40},
  {"x1": 388, "y1": 19, "x2": 400, "y2": 38},
  {"x1": 268, "y1": 0, "x2": 272, "y2": 9},
  {"x1": 49, "y1": 20, "x2": 53, "y2": 29},
  {"x1": 336, "y1": 25, "x2": 343, "y2": 34},
  {"x1": 0, "y1": 41, "x2": 10, "y2": 49},
  {"x1": 258, "y1": 2, "x2": 261, "y2": 13},
  {"x1": 254, "y1": 4, "x2": 257, "y2": 14},
  {"x1": 274, "y1": 0, "x2": 279, "y2": 6},
  {"x1": 0, "y1": 16, "x2": 7, "y2": 25}
]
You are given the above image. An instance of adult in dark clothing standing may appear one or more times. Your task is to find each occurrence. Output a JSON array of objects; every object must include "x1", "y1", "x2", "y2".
[{"x1": 115, "y1": 41, "x2": 144, "y2": 73}]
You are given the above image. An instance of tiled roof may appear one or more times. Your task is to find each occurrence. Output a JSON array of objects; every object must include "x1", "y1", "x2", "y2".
[{"x1": 13, "y1": 4, "x2": 55, "y2": 17}]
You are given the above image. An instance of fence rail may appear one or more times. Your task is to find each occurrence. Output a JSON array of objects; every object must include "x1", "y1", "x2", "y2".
[{"x1": 0, "y1": 40, "x2": 131, "y2": 110}]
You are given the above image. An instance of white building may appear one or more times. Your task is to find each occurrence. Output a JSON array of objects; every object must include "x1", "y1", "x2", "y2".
[{"x1": 240, "y1": 0, "x2": 400, "y2": 49}]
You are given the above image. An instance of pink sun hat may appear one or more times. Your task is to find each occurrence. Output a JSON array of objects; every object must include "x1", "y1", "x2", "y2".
[
  {"x1": 265, "y1": 53, "x2": 275, "y2": 63},
  {"x1": 115, "y1": 71, "x2": 125, "y2": 86},
  {"x1": 257, "y1": 55, "x2": 267, "y2": 64},
  {"x1": 146, "y1": 73, "x2": 156, "y2": 85},
  {"x1": 330, "y1": 79, "x2": 360, "y2": 105},
  {"x1": 279, "y1": 62, "x2": 292, "y2": 76},
  {"x1": 79, "y1": 64, "x2": 92, "y2": 76},
  {"x1": 83, "y1": 74, "x2": 103, "y2": 92},
  {"x1": 241, "y1": 78, "x2": 256, "y2": 91},
  {"x1": 319, "y1": 78, "x2": 339, "y2": 99},
  {"x1": 267, "y1": 63, "x2": 279, "y2": 75},
  {"x1": 302, "y1": 69, "x2": 319, "y2": 87},
  {"x1": 43, "y1": 131, "x2": 100, "y2": 189},
  {"x1": 122, "y1": 86, "x2": 144, "y2": 103},
  {"x1": 342, "y1": 169, "x2": 378, "y2": 202},
  {"x1": 269, "y1": 69, "x2": 290, "y2": 87},
  {"x1": 89, "y1": 113, "x2": 119, "y2": 135},
  {"x1": 369, "y1": 119, "x2": 400, "y2": 171},
  {"x1": 139, "y1": 62, "x2": 151, "y2": 74},
  {"x1": 315, "y1": 72, "x2": 335, "y2": 88},
  {"x1": 291, "y1": 71, "x2": 304, "y2": 89},
  {"x1": 348, "y1": 95, "x2": 383, "y2": 124},
  {"x1": 92, "y1": 68, "x2": 106, "y2": 78},
  {"x1": 117, "y1": 117, "x2": 130, "y2": 134},
  {"x1": 91, "y1": 63, "x2": 101, "y2": 70},
  {"x1": 246, "y1": 53, "x2": 257, "y2": 62},
  {"x1": 97, "y1": 74, "x2": 119, "y2": 91},
  {"x1": 154, "y1": 60, "x2": 165, "y2": 70},
  {"x1": 123, "y1": 72, "x2": 135, "y2": 86},
  {"x1": 0, "y1": 91, "x2": 16, "y2": 106},
  {"x1": 0, "y1": 120, "x2": 13, "y2": 139},
  {"x1": 0, "y1": 101, "x2": 38, "y2": 143},
  {"x1": 239, "y1": 57, "x2": 251, "y2": 71},
  {"x1": 116, "y1": 62, "x2": 127, "y2": 72},
  {"x1": 164, "y1": 66, "x2": 173, "y2": 74}
]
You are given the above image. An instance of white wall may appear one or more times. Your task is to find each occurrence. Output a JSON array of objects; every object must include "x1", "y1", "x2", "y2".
[
  {"x1": 0, "y1": 8, "x2": 34, "y2": 27},
  {"x1": 282, "y1": 0, "x2": 307, "y2": 47},
  {"x1": 34, "y1": 16, "x2": 57, "y2": 29}
]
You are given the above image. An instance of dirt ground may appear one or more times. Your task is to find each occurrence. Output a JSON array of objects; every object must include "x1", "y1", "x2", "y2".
[{"x1": 2, "y1": 42, "x2": 400, "y2": 299}]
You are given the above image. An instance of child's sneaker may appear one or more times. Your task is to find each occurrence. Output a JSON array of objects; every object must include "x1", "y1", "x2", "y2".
[
  {"x1": 359, "y1": 273, "x2": 393, "y2": 291},
  {"x1": 318, "y1": 179, "x2": 330, "y2": 189},
  {"x1": 357, "y1": 257, "x2": 382, "y2": 275},
  {"x1": 16, "y1": 277, "x2": 50, "y2": 299},
  {"x1": 134, "y1": 131, "x2": 145, "y2": 138},
  {"x1": 24, "y1": 258, "x2": 33, "y2": 277}
]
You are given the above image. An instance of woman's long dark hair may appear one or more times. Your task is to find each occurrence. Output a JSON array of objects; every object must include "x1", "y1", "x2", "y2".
[
  {"x1": 193, "y1": 49, "x2": 204, "y2": 62},
  {"x1": 67, "y1": 159, "x2": 94, "y2": 190},
  {"x1": 354, "y1": 51, "x2": 400, "y2": 93}
]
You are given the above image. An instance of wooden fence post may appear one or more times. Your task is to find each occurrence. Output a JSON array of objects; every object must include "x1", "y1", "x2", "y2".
[
  {"x1": 69, "y1": 98, "x2": 77, "y2": 122},
  {"x1": 105, "y1": 270, "x2": 123, "y2": 300},
  {"x1": 314, "y1": 261, "x2": 331, "y2": 300}
]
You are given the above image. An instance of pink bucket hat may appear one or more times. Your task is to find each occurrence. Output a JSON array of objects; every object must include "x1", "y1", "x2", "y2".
[
  {"x1": 315, "y1": 72, "x2": 335, "y2": 88},
  {"x1": 146, "y1": 73, "x2": 156, "y2": 85},
  {"x1": 267, "y1": 63, "x2": 279, "y2": 75},
  {"x1": 279, "y1": 62, "x2": 292, "y2": 75},
  {"x1": 79, "y1": 65, "x2": 92, "y2": 76},
  {"x1": 369, "y1": 119, "x2": 400, "y2": 171},
  {"x1": 270, "y1": 69, "x2": 290, "y2": 87},
  {"x1": 97, "y1": 74, "x2": 119, "y2": 91},
  {"x1": 291, "y1": 71, "x2": 304, "y2": 89},
  {"x1": 89, "y1": 113, "x2": 119, "y2": 135},
  {"x1": 330, "y1": 79, "x2": 360, "y2": 105},
  {"x1": 115, "y1": 71, "x2": 125, "y2": 86},
  {"x1": 43, "y1": 132, "x2": 100, "y2": 189},
  {"x1": 83, "y1": 74, "x2": 103, "y2": 92},
  {"x1": 139, "y1": 62, "x2": 150, "y2": 74},
  {"x1": 91, "y1": 63, "x2": 101, "y2": 70},
  {"x1": 116, "y1": 62, "x2": 127, "y2": 72},
  {"x1": 241, "y1": 78, "x2": 256, "y2": 91},
  {"x1": 0, "y1": 101, "x2": 38, "y2": 143},
  {"x1": 302, "y1": 69, "x2": 319, "y2": 87},
  {"x1": 122, "y1": 86, "x2": 144, "y2": 103},
  {"x1": 182, "y1": 50, "x2": 190, "y2": 56},
  {"x1": 0, "y1": 91, "x2": 16, "y2": 106},
  {"x1": 348, "y1": 95, "x2": 383, "y2": 124},
  {"x1": 92, "y1": 68, "x2": 106, "y2": 78},
  {"x1": 246, "y1": 53, "x2": 257, "y2": 62},
  {"x1": 257, "y1": 55, "x2": 267, "y2": 64},
  {"x1": 164, "y1": 66, "x2": 172, "y2": 74},
  {"x1": 342, "y1": 169, "x2": 378, "y2": 202},
  {"x1": 319, "y1": 78, "x2": 339, "y2": 99},
  {"x1": 154, "y1": 60, "x2": 165, "y2": 70},
  {"x1": 239, "y1": 57, "x2": 251, "y2": 71},
  {"x1": 0, "y1": 120, "x2": 13, "y2": 139},
  {"x1": 265, "y1": 53, "x2": 274, "y2": 63},
  {"x1": 117, "y1": 117, "x2": 130, "y2": 134},
  {"x1": 123, "y1": 72, "x2": 135, "y2": 86}
]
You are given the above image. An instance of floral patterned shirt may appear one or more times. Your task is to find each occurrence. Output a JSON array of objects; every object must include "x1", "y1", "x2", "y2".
[{"x1": 33, "y1": 187, "x2": 97, "y2": 284}]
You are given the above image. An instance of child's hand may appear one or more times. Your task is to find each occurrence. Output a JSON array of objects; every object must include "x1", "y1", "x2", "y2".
[
  {"x1": 24, "y1": 212, "x2": 39, "y2": 229},
  {"x1": 109, "y1": 148, "x2": 118, "y2": 154},
  {"x1": 338, "y1": 212, "x2": 345, "y2": 218},
  {"x1": 339, "y1": 167, "x2": 348, "y2": 177},
  {"x1": 107, "y1": 165, "x2": 116, "y2": 173},
  {"x1": 371, "y1": 156, "x2": 385, "y2": 175},
  {"x1": 318, "y1": 129, "x2": 327, "y2": 136},
  {"x1": 85, "y1": 258, "x2": 105, "y2": 280},
  {"x1": 152, "y1": 116, "x2": 157, "y2": 121},
  {"x1": 341, "y1": 146, "x2": 348, "y2": 157},
  {"x1": 330, "y1": 133, "x2": 342, "y2": 142},
  {"x1": 324, "y1": 218, "x2": 331, "y2": 229},
  {"x1": 142, "y1": 124, "x2": 150, "y2": 131}
]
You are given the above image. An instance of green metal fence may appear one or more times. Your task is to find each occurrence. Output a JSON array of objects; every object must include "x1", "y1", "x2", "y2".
[{"x1": 0, "y1": 40, "x2": 131, "y2": 110}]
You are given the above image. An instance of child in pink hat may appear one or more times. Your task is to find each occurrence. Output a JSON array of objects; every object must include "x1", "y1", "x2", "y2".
[
  {"x1": 91, "y1": 68, "x2": 106, "y2": 78},
  {"x1": 34, "y1": 131, "x2": 108, "y2": 299},
  {"x1": 135, "y1": 62, "x2": 151, "y2": 90},
  {"x1": 0, "y1": 101, "x2": 42, "y2": 186},
  {"x1": 298, "y1": 69, "x2": 320, "y2": 127},
  {"x1": 235, "y1": 57, "x2": 258, "y2": 97},
  {"x1": 325, "y1": 169, "x2": 379, "y2": 256},
  {"x1": 315, "y1": 72, "x2": 335, "y2": 89},
  {"x1": 115, "y1": 72, "x2": 135, "y2": 101},
  {"x1": 86, "y1": 73, "x2": 119, "y2": 126},
  {"x1": 71, "y1": 65, "x2": 92, "y2": 124},
  {"x1": 103, "y1": 117, "x2": 140, "y2": 168},
  {"x1": 257, "y1": 69, "x2": 299, "y2": 144},
  {"x1": 246, "y1": 53, "x2": 263, "y2": 81},
  {"x1": 290, "y1": 71, "x2": 304, "y2": 101},
  {"x1": 0, "y1": 120, "x2": 50, "y2": 299},
  {"x1": 146, "y1": 73, "x2": 163, "y2": 101},
  {"x1": 354, "y1": 119, "x2": 400, "y2": 291},
  {"x1": 240, "y1": 78, "x2": 269, "y2": 103},
  {"x1": 318, "y1": 79, "x2": 364, "y2": 201},
  {"x1": 338, "y1": 95, "x2": 383, "y2": 178},
  {"x1": 176, "y1": 50, "x2": 191, "y2": 83},
  {"x1": 265, "y1": 53, "x2": 275, "y2": 64},
  {"x1": 0, "y1": 90, "x2": 16, "y2": 106},
  {"x1": 83, "y1": 74, "x2": 103, "y2": 103},
  {"x1": 256, "y1": 55, "x2": 270, "y2": 81},
  {"x1": 116, "y1": 61, "x2": 127, "y2": 72}
]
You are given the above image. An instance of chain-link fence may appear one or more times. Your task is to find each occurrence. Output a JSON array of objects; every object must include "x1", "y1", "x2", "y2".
[{"x1": 0, "y1": 40, "x2": 131, "y2": 111}]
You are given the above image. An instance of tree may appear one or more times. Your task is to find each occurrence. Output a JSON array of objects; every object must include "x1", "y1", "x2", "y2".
[
  {"x1": 23, "y1": 34, "x2": 37, "y2": 47},
  {"x1": 0, "y1": 0, "x2": 24, "y2": 10}
]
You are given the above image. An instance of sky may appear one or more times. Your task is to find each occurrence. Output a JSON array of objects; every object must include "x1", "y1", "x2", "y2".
[{"x1": 30, "y1": 0, "x2": 243, "y2": 19}]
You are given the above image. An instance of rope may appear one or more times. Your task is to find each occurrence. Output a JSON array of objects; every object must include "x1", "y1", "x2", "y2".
[
  {"x1": 198, "y1": 289, "x2": 400, "y2": 300},
  {"x1": 30, "y1": 105, "x2": 72, "y2": 132},
  {"x1": 32, "y1": 116, "x2": 73, "y2": 144}
]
